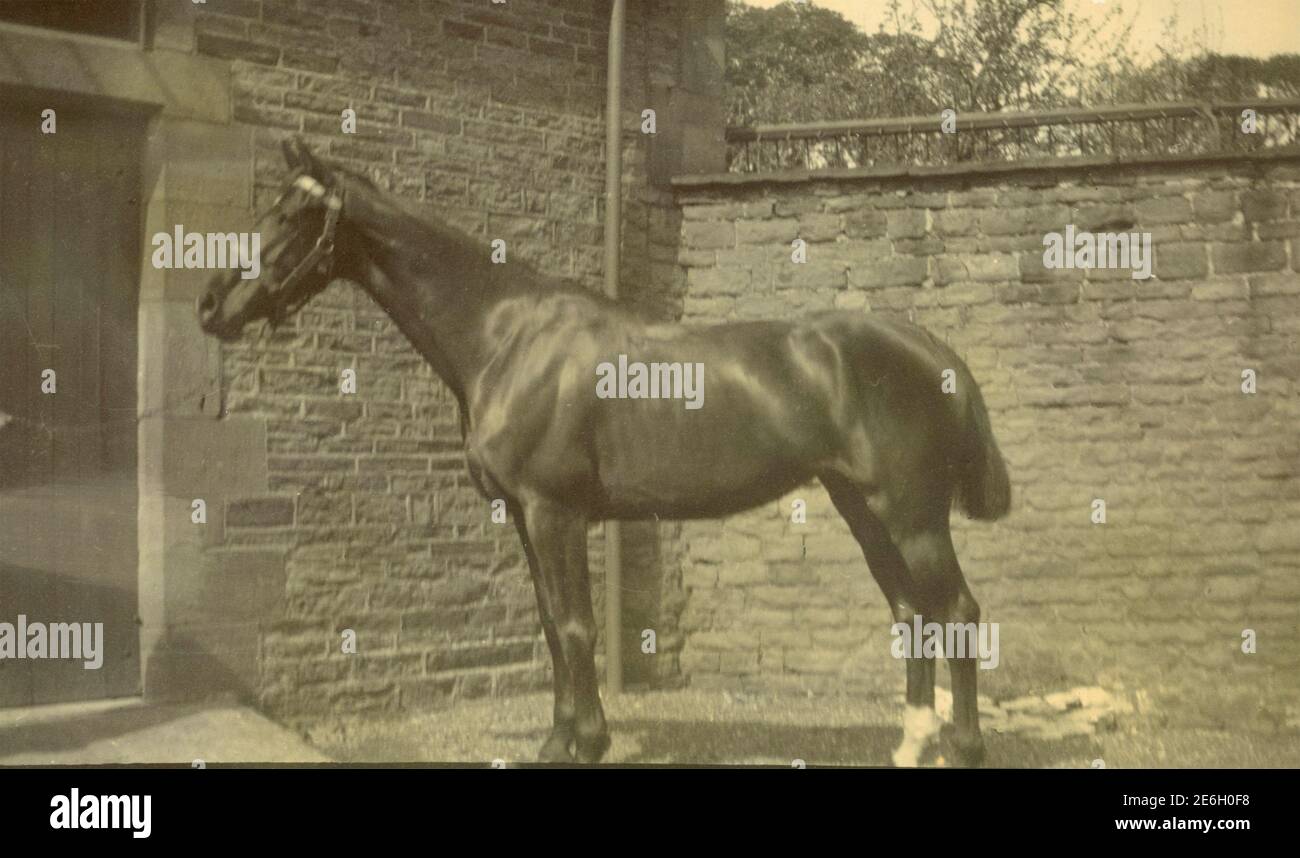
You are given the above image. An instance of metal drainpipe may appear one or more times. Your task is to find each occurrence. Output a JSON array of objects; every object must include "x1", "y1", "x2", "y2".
[{"x1": 602, "y1": 0, "x2": 626, "y2": 697}]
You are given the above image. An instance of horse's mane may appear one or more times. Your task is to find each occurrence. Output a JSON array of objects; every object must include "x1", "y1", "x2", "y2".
[
  {"x1": 327, "y1": 157, "x2": 623, "y2": 311},
  {"x1": 328, "y1": 160, "x2": 380, "y2": 191}
]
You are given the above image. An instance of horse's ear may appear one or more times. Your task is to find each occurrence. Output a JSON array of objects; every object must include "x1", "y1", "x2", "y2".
[
  {"x1": 281, "y1": 136, "x2": 306, "y2": 169},
  {"x1": 281, "y1": 137, "x2": 328, "y2": 179}
]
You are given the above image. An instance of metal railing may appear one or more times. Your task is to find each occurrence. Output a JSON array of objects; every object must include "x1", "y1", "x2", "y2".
[{"x1": 726, "y1": 100, "x2": 1300, "y2": 173}]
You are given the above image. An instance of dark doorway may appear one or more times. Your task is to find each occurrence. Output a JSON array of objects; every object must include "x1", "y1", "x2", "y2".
[
  {"x1": 0, "y1": 0, "x2": 146, "y2": 44},
  {"x1": 0, "y1": 103, "x2": 143, "y2": 706}
]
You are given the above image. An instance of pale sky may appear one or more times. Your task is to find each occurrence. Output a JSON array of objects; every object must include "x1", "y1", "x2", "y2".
[{"x1": 740, "y1": 0, "x2": 1300, "y2": 59}]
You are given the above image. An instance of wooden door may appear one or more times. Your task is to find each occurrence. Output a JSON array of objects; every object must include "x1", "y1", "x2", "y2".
[{"x1": 0, "y1": 103, "x2": 143, "y2": 706}]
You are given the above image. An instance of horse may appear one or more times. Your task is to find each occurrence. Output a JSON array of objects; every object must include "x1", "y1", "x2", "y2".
[{"x1": 198, "y1": 138, "x2": 1011, "y2": 767}]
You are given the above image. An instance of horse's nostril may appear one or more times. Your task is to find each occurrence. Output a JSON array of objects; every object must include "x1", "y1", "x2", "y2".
[{"x1": 197, "y1": 292, "x2": 216, "y2": 322}]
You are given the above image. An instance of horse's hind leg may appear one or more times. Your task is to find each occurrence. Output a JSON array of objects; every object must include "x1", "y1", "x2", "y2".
[
  {"x1": 899, "y1": 527, "x2": 987, "y2": 767},
  {"x1": 822, "y1": 474, "x2": 939, "y2": 767},
  {"x1": 939, "y1": 574, "x2": 986, "y2": 767},
  {"x1": 511, "y1": 504, "x2": 576, "y2": 762}
]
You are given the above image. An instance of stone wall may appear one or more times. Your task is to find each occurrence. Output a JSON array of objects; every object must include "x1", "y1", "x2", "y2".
[{"x1": 667, "y1": 152, "x2": 1300, "y2": 730}]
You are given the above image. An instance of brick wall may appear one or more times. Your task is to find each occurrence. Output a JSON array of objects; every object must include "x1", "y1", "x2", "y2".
[
  {"x1": 182, "y1": 0, "x2": 700, "y2": 723},
  {"x1": 668, "y1": 154, "x2": 1300, "y2": 730}
]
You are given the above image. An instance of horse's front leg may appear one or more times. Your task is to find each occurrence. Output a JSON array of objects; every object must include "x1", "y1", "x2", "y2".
[
  {"x1": 519, "y1": 496, "x2": 610, "y2": 763},
  {"x1": 512, "y1": 509, "x2": 576, "y2": 762}
]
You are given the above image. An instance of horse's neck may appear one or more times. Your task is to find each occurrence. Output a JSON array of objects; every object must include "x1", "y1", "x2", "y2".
[{"x1": 336, "y1": 184, "x2": 517, "y2": 404}]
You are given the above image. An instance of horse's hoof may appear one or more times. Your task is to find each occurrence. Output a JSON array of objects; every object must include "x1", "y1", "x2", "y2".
[
  {"x1": 537, "y1": 735, "x2": 575, "y2": 763},
  {"x1": 948, "y1": 735, "x2": 986, "y2": 768},
  {"x1": 574, "y1": 732, "x2": 611, "y2": 764},
  {"x1": 891, "y1": 747, "x2": 921, "y2": 768}
]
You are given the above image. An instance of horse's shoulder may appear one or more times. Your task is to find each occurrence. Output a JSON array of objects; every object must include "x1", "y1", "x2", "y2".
[{"x1": 483, "y1": 290, "x2": 603, "y2": 342}]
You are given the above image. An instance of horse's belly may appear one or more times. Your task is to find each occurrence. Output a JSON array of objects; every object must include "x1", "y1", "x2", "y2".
[
  {"x1": 599, "y1": 472, "x2": 805, "y2": 520},
  {"x1": 591, "y1": 411, "x2": 819, "y2": 519}
]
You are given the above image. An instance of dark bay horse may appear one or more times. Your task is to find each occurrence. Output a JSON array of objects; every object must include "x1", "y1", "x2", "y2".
[{"x1": 199, "y1": 139, "x2": 1011, "y2": 766}]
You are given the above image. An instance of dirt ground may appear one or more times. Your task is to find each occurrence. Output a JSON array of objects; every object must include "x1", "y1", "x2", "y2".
[
  {"x1": 2, "y1": 688, "x2": 1295, "y2": 767},
  {"x1": 307, "y1": 688, "x2": 1300, "y2": 768}
]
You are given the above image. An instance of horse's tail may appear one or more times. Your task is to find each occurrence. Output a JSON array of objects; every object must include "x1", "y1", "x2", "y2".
[{"x1": 954, "y1": 374, "x2": 1011, "y2": 521}]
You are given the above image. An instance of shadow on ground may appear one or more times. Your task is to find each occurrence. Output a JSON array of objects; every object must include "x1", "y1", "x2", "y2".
[
  {"x1": 0, "y1": 700, "x2": 192, "y2": 756},
  {"x1": 0, "y1": 698, "x2": 330, "y2": 765}
]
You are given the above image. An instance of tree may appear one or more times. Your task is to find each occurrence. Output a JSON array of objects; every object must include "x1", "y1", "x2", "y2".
[
  {"x1": 725, "y1": 0, "x2": 879, "y2": 129},
  {"x1": 725, "y1": 1, "x2": 1299, "y2": 169},
  {"x1": 726, "y1": 0, "x2": 1134, "y2": 125},
  {"x1": 726, "y1": 0, "x2": 1135, "y2": 168}
]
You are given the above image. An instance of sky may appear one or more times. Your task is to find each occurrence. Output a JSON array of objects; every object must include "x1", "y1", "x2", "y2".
[{"x1": 738, "y1": 0, "x2": 1300, "y2": 59}]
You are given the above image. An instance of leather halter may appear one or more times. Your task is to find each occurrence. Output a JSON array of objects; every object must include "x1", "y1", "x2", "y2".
[
  {"x1": 274, "y1": 174, "x2": 345, "y2": 297},
  {"x1": 256, "y1": 174, "x2": 345, "y2": 326}
]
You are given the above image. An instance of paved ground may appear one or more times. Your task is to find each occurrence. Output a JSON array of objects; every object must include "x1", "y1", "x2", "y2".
[{"x1": 0, "y1": 697, "x2": 331, "y2": 766}]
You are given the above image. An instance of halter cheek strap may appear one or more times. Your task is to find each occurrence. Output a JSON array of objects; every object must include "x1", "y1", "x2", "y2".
[
  {"x1": 275, "y1": 175, "x2": 344, "y2": 296},
  {"x1": 256, "y1": 174, "x2": 345, "y2": 330}
]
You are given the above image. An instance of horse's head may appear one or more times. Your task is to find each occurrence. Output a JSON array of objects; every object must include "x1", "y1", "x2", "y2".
[{"x1": 197, "y1": 138, "x2": 345, "y2": 341}]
